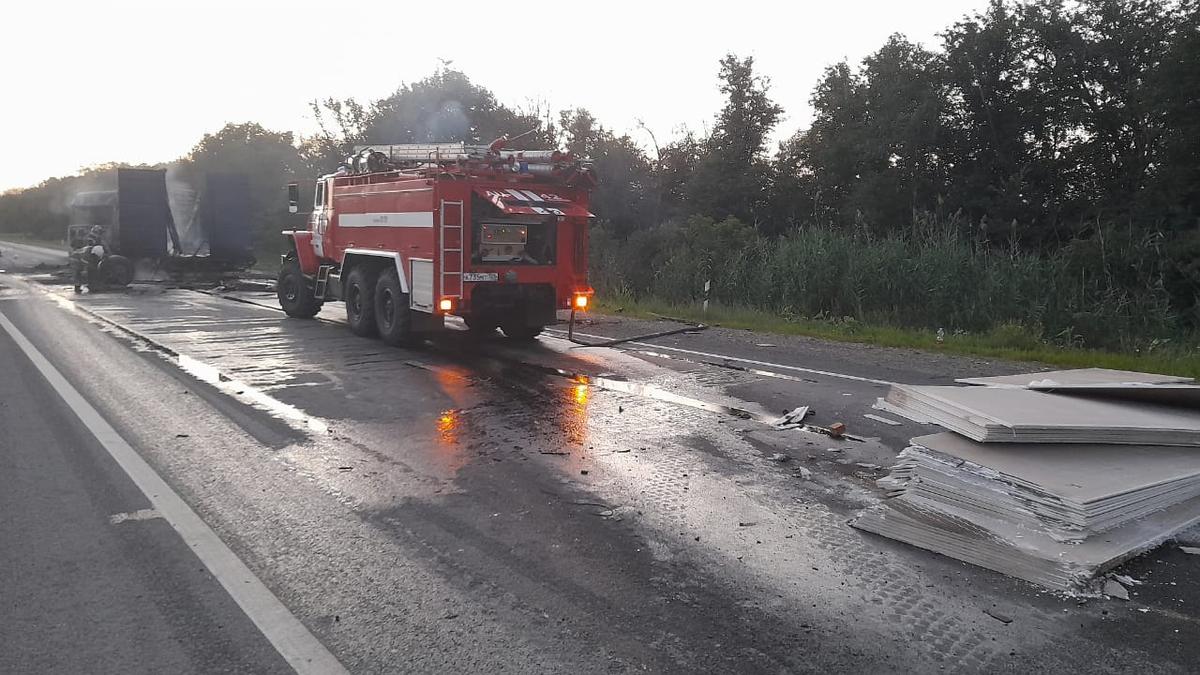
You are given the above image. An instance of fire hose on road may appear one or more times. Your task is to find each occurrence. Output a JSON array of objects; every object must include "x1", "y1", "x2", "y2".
[{"x1": 565, "y1": 307, "x2": 707, "y2": 348}]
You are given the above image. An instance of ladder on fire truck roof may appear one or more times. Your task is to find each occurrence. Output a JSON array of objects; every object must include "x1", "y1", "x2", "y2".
[
  {"x1": 352, "y1": 143, "x2": 491, "y2": 163},
  {"x1": 352, "y1": 143, "x2": 565, "y2": 164}
]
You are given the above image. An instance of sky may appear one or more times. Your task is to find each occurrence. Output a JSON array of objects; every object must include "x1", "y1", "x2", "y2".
[{"x1": 1, "y1": 0, "x2": 990, "y2": 193}]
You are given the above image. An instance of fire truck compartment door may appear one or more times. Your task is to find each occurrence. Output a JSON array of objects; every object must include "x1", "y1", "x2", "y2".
[
  {"x1": 474, "y1": 187, "x2": 593, "y2": 218},
  {"x1": 410, "y1": 258, "x2": 434, "y2": 312}
]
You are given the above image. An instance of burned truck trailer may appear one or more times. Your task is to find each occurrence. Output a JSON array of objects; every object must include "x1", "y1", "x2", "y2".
[
  {"x1": 68, "y1": 167, "x2": 256, "y2": 275},
  {"x1": 68, "y1": 168, "x2": 170, "y2": 257}
]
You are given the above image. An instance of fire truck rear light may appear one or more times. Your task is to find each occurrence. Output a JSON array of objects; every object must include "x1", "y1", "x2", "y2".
[
  {"x1": 573, "y1": 294, "x2": 589, "y2": 310},
  {"x1": 439, "y1": 298, "x2": 454, "y2": 312}
]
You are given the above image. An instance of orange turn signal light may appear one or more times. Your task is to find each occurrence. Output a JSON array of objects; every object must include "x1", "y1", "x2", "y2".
[
  {"x1": 439, "y1": 298, "x2": 454, "y2": 312},
  {"x1": 573, "y1": 294, "x2": 589, "y2": 310}
]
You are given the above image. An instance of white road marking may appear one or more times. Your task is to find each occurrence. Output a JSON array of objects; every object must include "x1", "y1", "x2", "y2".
[
  {"x1": 862, "y1": 413, "x2": 903, "y2": 426},
  {"x1": 109, "y1": 508, "x2": 163, "y2": 524},
  {"x1": 41, "y1": 290, "x2": 329, "y2": 436},
  {"x1": 0, "y1": 310, "x2": 348, "y2": 675},
  {"x1": 544, "y1": 327, "x2": 895, "y2": 386}
]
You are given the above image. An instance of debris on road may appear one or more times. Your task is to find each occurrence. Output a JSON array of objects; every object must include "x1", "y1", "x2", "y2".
[
  {"x1": 774, "y1": 405, "x2": 811, "y2": 429},
  {"x1": 1110, "y1": 573, "x2": 1142, "y2": 587},
  {"x1": 1104, "y1": 579, "x2": 1131, "y2": 601},
  {"x1": 1178, "y1": 545, "x2": 1200, "y2": 555},
  {"x1": 854, "y1": 369, "x2": 1200, "y2": 592},
  {"x1": 795, "y1": 467, "x2": 813, "y2": 480},
  {"x1": 863, "y1": 413, "x2": 902, "y2": 426},
  {"x1": 768, "y1": 452, "x2": 790, "y2": 463},
  {"x1": 983, "y1": 608, "x2": 1013, "y2": 624},
  {"x1": 828, "y1": 422, "x2": 846, "y2": 439}
]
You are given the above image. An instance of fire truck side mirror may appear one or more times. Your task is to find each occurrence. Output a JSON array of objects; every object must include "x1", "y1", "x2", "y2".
[{"x1": 287, "y1": 183, "x2": 300, "y2": 214}]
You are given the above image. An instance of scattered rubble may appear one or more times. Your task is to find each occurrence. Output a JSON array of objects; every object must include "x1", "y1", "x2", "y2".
[
  {"x1": 862, "y1": 413, "x2": 902, "y2": 426},
  {"x1": 1104, "y1": 579, "x2": 1131, "y2": 601},
  {"x1": 774, "y1": 406, "x2": 811, "y2": 429},
  {"x1": 983, "y1": 608, "x2": 1013, "y2": 624}
]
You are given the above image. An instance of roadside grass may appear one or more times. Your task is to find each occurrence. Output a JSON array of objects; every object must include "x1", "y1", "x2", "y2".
[{"x1": 595, "y1": 294, "x2": 1200, "y2": 380}]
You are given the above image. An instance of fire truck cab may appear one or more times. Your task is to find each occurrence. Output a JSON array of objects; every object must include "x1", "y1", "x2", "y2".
[{"x1": 278, "y1": 140, "x2": 595, "y2": 345}]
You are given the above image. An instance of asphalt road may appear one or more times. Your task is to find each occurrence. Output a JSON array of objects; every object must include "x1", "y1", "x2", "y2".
[
  {"x1": 2, "y1": 241, "x2": 1198, "y2": 673},
  {"x1": 0, "y1": 302, "x2": 291, "y2": 674},
  {"x1": 0, "y1": 239, "x2": 68, "y2": 270}
]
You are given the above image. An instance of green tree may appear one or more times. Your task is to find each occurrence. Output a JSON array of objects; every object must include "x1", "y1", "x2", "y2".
[
  {"x1": 363, "y1": 68, "x2": 548, "y2": 146},
  {"x1": 789, "y1": 38, "x2": 945, "y2": 233},
  {"x1": 782, "y1": 62, "x2": 867, "y2": 230},
  {"x1": 177, "y1": 122, "x2": 306, "y2": 250},
  {"x1": 557, "y1": 108, "x2": 655, "y2": 239},
  {"x1": 686, "y1": 55, "x2": 784, "y2": 229}
]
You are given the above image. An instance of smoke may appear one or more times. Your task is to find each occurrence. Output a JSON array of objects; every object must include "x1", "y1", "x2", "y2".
[
  {"x1": 54, "y1": 170, "x2": 117, "y2": 219},
  {"x1": 165, "y1": 163, "x2": 206, "y2": 255},
  {"x1": 422, "y1": 100, "x2": 470, "y2": 142}
]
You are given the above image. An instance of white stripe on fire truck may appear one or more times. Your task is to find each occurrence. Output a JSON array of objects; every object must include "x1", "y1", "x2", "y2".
[
  {"x1": 520, "y1": 190, "x2": 544, "y2": 202},
  {"x1": 506, "y1": 189, "x2": 531, "y2": 202},
  {"x1": 339, "y1": 212, "x2": 434, "y2": 228}
]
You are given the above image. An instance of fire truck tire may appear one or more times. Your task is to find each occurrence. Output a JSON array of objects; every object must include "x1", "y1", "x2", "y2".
[
  {"x1": 345, "y1": 266, "x2": 378, "y2": 337},
  {"x1": 277, "y1": 258, "x2": 322, "y2": 319},
  {"x1": 501, "y1": 323, "x2": 544, "y2": 341},
  {"x1": 374, "y1": 269, "x2": 416, "y2": 346},
  {"x1": 463, "y1": 316, "x2": 498, "y2": 335}
]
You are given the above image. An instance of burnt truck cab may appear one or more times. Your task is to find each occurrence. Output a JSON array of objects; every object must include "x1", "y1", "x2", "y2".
[
  {"x1": 278, "y1": 141, "x2": 594, "y2": 345},
  {"x1": 68, "y1": 191, "x2": 118, "y2": 249}
]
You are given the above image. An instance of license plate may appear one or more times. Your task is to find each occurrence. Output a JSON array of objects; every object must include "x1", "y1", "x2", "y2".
[{"x1": 463, "y1": 272, "x2": 498, "y2": 282}]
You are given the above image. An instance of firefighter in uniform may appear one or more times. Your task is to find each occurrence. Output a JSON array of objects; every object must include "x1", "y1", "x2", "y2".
[{"x1": 71, "y1": 224, "x2": 106, "y2": 293}]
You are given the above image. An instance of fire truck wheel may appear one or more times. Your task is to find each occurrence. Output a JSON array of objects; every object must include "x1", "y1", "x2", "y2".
[
  {"x1": 463, "y1": 316, "x2": 498, "y2": 336},
  {"x1": 344, "y1": 266, "x2": 379, "y2": 337},
  {"x1": 277, "y1": 257, "x2": 322, "y2": 319},
  {"x1": 374, "y1": 268, "x2": 415, "y2": 346},
  {"x1": 501, "y1": 323, "x2": 544, "y2": 341}
]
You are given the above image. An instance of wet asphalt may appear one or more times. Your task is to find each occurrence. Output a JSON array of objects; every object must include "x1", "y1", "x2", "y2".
[
  {"x1": 1, "y1": 241, "x2": 1198, "y2": 673},
  {"x1": 0, "y1": 295, "x2": 289, "y2": 674}
]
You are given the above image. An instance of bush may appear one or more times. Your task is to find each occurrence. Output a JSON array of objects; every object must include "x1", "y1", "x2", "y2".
[{"x1": 591, "y1": 212, "x2": 1193, "y2": 351}]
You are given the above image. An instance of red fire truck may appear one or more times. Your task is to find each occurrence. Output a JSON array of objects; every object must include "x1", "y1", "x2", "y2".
[{"x1": 278, "y1": 138, "x2": 595, "y2": 345}]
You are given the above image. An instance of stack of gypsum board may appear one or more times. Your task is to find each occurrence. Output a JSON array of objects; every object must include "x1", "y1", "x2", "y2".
[
  {"x1": 878, "y1": 433, "x2": 1200, "y2": 542},
  {"x1": 883, "y1": 385, "x2": 1200, "y2": 445},
  {"x1": 955, "y1": 368, "x2": 1193, "y2": 388},
  {"x1": 956, "y1": 368, "x2": 1200, "y2": 407},
  {"x1": 852, "y1": 486, "x2": 1200, "y2": 590}
]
